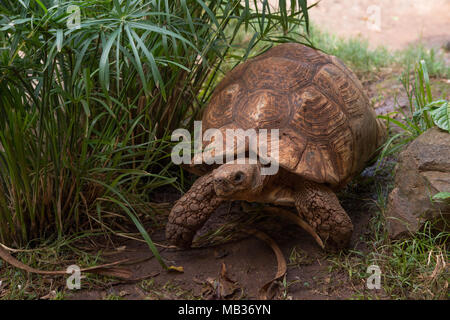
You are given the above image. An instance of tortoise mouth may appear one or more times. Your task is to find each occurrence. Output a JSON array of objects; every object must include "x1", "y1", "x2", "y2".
[{"x1": 213, "y1": 178, "x2": 235, "y2": 197}]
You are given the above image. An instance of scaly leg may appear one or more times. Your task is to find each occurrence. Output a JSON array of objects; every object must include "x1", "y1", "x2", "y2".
[
  {"x1": 166, "y1": 173, "x2": 224, "y2": 248},
  {"x1": 294, "y1": 180, "x2": 353, "y2": 250}
]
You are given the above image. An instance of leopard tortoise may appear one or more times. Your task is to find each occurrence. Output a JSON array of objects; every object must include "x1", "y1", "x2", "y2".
[{"x1": 166, "y1": 43, "x2": 386, "y2": 250}]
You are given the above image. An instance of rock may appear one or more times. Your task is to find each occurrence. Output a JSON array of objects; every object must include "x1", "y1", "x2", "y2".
[{"x1": 386, "y1": 127, "x2": 450, "y2": 239}]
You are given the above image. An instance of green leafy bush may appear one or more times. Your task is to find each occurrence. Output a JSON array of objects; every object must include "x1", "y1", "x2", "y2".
[
  {"x1": 308, "y1": 25, "x2": 392, "y2": 75},
  {"x1": 378, "y1": 60, "x2": 449, "y2": 160},
  {"x1": 0, "y1": 1, "x2": 310, "y2": 263},
  {"x1": 400, "y1": 43, "x2": 450, "y2": 79}
]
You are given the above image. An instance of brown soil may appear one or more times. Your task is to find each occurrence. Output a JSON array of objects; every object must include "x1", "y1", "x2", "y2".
[
  {"x1": 309, "y1": 0, "x2": 450, "y2": 51},
  {"x1": 67, "y1": 160, "x2": 391, "y2": 300}
]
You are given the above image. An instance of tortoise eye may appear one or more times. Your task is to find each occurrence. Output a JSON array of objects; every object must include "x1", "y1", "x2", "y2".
[{"x1": 234, "y1": 171, "x2": 245, "y2": 183}]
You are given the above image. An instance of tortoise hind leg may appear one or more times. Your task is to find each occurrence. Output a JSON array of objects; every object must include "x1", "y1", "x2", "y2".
[{"x1": 294, "y1": 180, "x2": 353, "y2": 250}]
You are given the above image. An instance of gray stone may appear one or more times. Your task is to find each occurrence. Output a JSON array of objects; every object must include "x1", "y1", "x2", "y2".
[{"x1": 386, "y1": 127, "x2": 450, "y2": 239}]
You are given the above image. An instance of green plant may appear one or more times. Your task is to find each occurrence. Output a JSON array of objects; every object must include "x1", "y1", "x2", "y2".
[
  {"x1": 104, "y1": 293, "x2": 123, "y2": 300},
  {"x1": 400, "y1": 43, "x2": 450, "y2": 79},
  {"x1": 378, "y1": 60, "x2": 449, "y2": 160},
  {"x1": 373, "y1": 222, "x2": 449, "y2": 300},
  {"x1": 308, "y1": 24, "x2": 392, "y2": 75},
  {"x1": 433, "y1": 192, "x2": 450, "y2": 202},
  {"x1": 327, "y1": 177, "x2": 449, "y2": 300},
  {"x1": 0, "y1": 1, "x2": 310, "y2": 266}
]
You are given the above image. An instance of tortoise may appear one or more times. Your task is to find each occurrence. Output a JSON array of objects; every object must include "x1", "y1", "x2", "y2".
[{"x1": 166, "y1": 43, "x2": 386, "y2": 250}]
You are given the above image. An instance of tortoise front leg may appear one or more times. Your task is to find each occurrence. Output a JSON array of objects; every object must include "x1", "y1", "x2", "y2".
[
  {"x1": 294, "y1": 180, "x2": 353, "y2": 250},
  {"x1": 166, "y1": 173, "x2": 224, "y2": 248}
]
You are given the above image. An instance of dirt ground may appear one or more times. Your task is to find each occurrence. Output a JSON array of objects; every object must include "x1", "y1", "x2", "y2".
[
  {"x1": 66, "y1": 1, "x2": 449, "y2": 300},
  {"x1": 309, "y1": 0, "x2": 450, "y2": 50},
  {"x1": 68, "y1": 167, "x2": 384, "y2": 300}
]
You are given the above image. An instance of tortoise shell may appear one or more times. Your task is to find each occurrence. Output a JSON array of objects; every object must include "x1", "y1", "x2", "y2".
[{"x1": 199, "y1": 43, "x2": 383, "y2": 188}]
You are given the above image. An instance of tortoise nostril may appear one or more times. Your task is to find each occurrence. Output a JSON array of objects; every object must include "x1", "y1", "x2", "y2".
[{"x1": 215, "y1": 178, "x2": 228, "y2": 187}]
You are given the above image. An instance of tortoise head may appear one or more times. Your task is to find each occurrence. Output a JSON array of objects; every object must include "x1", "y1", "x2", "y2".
[{"x1": 212, "y1": 160, "x2": 267, "y2": 199}]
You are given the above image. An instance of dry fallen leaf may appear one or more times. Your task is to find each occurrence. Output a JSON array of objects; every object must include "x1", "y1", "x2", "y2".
[
  {"x1": 244, "y1": 229, "x2": 287, "y2": 300},
  {"x1": 201, "y1": 263, "x2": 242, "y2": 300},
  {"x1": 40, "y1": 290, "x2": 57, "y2": 300},
  {"x1": 119, "y1": 290, "x2": 129, "y2": 297}
]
